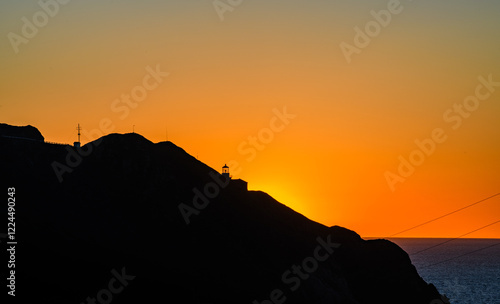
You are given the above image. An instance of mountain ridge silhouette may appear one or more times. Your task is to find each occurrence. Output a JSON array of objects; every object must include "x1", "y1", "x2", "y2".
[{"x1": 0, "y1": 124, "x2": 445, "y2": 304}]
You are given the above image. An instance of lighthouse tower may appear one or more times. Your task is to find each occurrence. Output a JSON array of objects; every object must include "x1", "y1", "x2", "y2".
[
  {"x1": 221, "y1": 164, "x2": 248, "y2": 191},
  {"x1": 222, "y1": 164, "x2": 230, "y2": 179}
]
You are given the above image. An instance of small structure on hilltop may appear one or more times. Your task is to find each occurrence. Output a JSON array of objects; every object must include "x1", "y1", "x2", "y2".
[
  {"x1": 222, "y1": 164, "x2": 230, "y2": 179},
  {"x1": 221, "y1": 164, "x2": 247, "y2": 191},
  {"x1": 74, "y1": 124, "x2": 81, "y2": 148}
]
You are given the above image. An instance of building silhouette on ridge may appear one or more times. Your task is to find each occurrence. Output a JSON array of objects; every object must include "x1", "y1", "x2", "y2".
[{"x1": 222, "y1": 164, "x2": 247, "y2": 191}]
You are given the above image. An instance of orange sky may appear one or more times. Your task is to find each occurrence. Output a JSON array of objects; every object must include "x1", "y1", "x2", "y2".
[{"x1": 1, "y1": 0, "x2": 499, "y2": 238}]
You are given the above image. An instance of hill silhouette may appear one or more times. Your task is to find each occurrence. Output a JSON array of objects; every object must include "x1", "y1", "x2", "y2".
[{"x1": 0, "y1": 124, "x2": 445, "y2": 304}]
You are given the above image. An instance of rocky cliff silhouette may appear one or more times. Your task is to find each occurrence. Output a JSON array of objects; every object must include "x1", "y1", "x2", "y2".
[{"x1": 0, "y1": 124, "x2": 445, "y2": 304}]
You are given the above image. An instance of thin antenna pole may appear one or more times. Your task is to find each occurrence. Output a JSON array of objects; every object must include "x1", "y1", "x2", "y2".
[
  {"x1": 76, "y1": 123, "x2": 81, "y2": 143},
  {"x1": 133, "y1": 125, "x2": 135, "y2": 133}
]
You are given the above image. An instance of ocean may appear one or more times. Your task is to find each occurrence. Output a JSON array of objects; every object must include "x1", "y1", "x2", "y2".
[{"x1": 388, "y1": 238, "x2": 500, "y2": 304}]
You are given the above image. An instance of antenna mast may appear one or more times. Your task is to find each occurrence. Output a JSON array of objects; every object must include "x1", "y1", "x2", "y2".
[
  {"x1": 76, "y1": 123, "x2": 81, "y2": 143},
  {"x1": 74, "y1": 123, "x2": 82, "y2": 148}
]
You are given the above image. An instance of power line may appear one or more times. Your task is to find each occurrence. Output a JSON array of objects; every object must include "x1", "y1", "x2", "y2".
[
  {"x1": 389, "y1": 192, "x2": 500, "y2": 237},
  {"x1": 410, "y1": 219, "x2": 500, "y2": 255},
  {"x1": 384, "y1": 193, "x2": 500, "y2": 269},
  {"x1": 420, "y1": 242, "x2": 500, "y2": 269}
]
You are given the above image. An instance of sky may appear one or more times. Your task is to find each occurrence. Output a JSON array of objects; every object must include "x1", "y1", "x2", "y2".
[{"x1": 1, "y1": 0, "x2": 499, "y2": 238}]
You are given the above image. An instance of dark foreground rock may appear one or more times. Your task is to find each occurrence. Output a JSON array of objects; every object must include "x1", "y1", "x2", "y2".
[
  {"x1": 0, "y1": 123, "x2": 44, "y2": 141},
  {"x1": 0, "y1": 124, "x2": 444, "y2": 304}
]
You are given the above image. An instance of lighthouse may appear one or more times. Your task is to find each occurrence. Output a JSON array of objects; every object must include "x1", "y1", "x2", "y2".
[
  {"x1": 221, "y1": 164, "x2": 248, "y2": 191},
  {"x1": 222, "y1": 164, "x2": 230, "y2": 179}
]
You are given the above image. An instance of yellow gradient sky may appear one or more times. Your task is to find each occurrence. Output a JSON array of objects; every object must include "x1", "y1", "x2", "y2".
[{"x1": 1, "y1": 0, "x2": 499, "y2": 238}]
